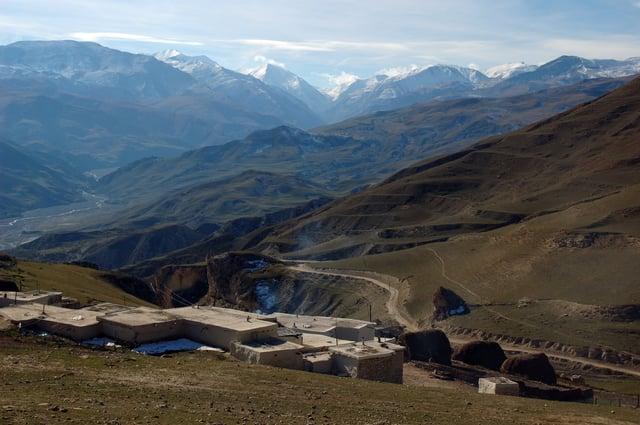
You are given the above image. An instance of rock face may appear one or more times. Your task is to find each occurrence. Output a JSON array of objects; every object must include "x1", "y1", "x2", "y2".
[
  {"x1": 452, "y1": 340, "x2": 507, "y2": 371},
  {"x1": 432, "y1": 286, "x2": 469, "y2": 321},
  {"x1": 500, "y1": 352, "x2": 557, "y2": 385},
  {"x1": 205, "y1": 252, "x2": 277, "y2": 311},
  {"x1": 397, "y1": 329, "x2": 452, "y2": 365}
]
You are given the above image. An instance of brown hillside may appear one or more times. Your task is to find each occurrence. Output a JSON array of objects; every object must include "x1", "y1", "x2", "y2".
[
  {"x1": 256, "y1": 76, "x2": 640, "y2": 258},
  {"x1": 251, "y1": 77, "x2": 640, "y2": 355}
]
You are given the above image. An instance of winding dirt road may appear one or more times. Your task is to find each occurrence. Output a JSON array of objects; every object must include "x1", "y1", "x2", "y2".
[
  {"x1": 287, "y1": 262, "x2": 640, "y2": 378},
  {"x1": 287, "y1": 263, "x2": 418, "y2": 331}
]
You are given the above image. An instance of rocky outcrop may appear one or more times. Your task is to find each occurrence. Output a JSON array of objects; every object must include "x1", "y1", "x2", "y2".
[
  {"x1": 432, "y1": 286, "x2": 469, "y2": 321},
  {"x1": 150, "y1": 265, "x2": 208, "y2": 308},
  {"x1": 204, "y1": 252, "x2": 278, "y2": 311},
  {"x1": 501, "y1": 352, "x2": 557, "y2": 385},
  {"x1": 398, "y1": 329, "x2": 452, "y2": 365},
  {"x1": 452, "y1": 340, "x2": 507, "y2": 371}
]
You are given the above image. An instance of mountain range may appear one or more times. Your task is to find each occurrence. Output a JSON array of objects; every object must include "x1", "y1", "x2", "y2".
[
  {"x1": 5, "y1": 77, "x2": 632, "y2": 267},
  {"x1": 1, "y1": 40, "x2": 639, "y2": 173}
]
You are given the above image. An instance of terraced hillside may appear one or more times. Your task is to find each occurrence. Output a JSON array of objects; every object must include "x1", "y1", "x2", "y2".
[{"x1": 244, "y1": 77, "x2": 640, "y2": 354}]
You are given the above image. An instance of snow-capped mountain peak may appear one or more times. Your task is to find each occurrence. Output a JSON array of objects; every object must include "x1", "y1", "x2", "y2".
[
  {"x1": 245, "y1": 63, "x2": 330, "y2": 111},
  {"x1": 484, "y1": 62, "x2": 539, "y2": 79},
  {"x1": 154, "y1": 50, "x2": 220, "y2": 74}
]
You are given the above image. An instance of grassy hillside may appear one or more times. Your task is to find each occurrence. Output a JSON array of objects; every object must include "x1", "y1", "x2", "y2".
[
  {"x1": 1, "y1": 332, "x2": 639, "y2": 425},
  {"x1": 0, "y1": 255, "x2": 156, "y2": 307},
  {"x1": 240, "y1": 77, "x2": 640, "y2": 354}
]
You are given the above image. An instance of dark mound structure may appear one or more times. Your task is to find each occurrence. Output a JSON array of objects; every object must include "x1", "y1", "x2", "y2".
[
  {"x1": 432, "y1": 286, "x2": 469, "y2": 321},
  {"x1": 397, "y1": 329, "x2": 452, "y2": 365},
  {"x1": 452, "y1": 340, "x2": 507, "y2": 371},
  {"x1": 501, "y1": 352, "x2": 557, "y2": 385}
]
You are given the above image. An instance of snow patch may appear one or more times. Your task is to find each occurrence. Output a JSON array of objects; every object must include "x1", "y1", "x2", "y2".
[
  {"x1": 255, "y1": 279, "x2": 278, "y2": 313},
  {"x1": 133, "y1": 338, "x2": 223, "y2": 355}
]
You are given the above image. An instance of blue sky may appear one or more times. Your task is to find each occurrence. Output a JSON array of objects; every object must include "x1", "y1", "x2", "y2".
[{"x1": 1, "y1": 0, "x2": 639, "y2": 87}]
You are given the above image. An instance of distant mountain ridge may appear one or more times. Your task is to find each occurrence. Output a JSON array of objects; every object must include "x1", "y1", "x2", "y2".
[{"x1": 1, "y1": 40, "x2": 638, "y2": 171}]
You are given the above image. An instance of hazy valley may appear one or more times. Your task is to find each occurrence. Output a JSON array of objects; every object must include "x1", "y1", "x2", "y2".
[{"x1": 1, "y1": 40, "x2": 640, "y2": 423}]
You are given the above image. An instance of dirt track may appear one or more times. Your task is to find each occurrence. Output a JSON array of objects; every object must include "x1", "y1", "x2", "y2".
[{"x1": 287, "y1": 262, "x2": 640, "y2": 378}]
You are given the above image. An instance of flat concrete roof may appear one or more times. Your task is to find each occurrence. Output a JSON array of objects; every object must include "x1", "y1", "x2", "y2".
[
  {"x1": 0, "y1": 304, "x2": 101, "y2": 328},
  {"x1": 269, "y1": 313, "x2": 374, "y2": 334},
  {"x1": 238, "y1": 337, "x2": 304, "y2": 353},
  {"x1": 83, "y1": 303, "x2": 133, "y2": 314},
  {"x1": 167, "y1": 306, "x2": 277, "y2": 333},
  {"x1": 1, "y1": 290, "x2": 61, "y2": 304},
  {"x1": 329, "y1": 341, "x2": 404, "y2": 360},
  {"x1": 300, "y1": 332, "x2": 353, "y2": 349},
  {"x1": 99, "y1": 307, "x2": 181, "y2": 327}
]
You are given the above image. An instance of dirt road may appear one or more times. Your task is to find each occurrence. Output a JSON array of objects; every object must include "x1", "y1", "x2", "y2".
[
  {"x1": 287, "y1": 262, "x2": 640, "y2": 378},
  {"x1": 288, "y1": 263, "x2": 418, "y2": 331}
]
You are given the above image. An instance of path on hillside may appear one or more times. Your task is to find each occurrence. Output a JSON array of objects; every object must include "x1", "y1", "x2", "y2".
[
  {"x1": 287, "y1": 263, "x2": 418, "y2": 332},
  {"x1": 425, "y1": 247, "x2": 539, "y2": 330},
  {"x1": 288, "y1": 262, "x2": 640, "y2": 378}
]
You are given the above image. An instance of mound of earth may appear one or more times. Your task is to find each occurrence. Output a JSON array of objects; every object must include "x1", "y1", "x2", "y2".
[
  {"x1": 433, "y1": 286, "x2": 469, "y2": 321},
  {"x1": 398, "y1": 329, "x2": 452, "y2": 365},
  {"x1": 452, "y1": 340, "x2": 507, "y2": 371},
  {"x1": 501, "y1": 352, "x2": 557, "y2": 385}
]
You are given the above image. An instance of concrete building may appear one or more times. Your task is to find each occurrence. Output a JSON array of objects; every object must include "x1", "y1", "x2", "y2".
[
  {"x1": 0, "y1": 290, "x2": 62, "y2": 307},
  {"x1": 269, "y1": 313, "x2": 375, "y2": 342},
  {"x1": 0, "y1": 294, "x2": 404, "y2": 383},
  {"x1": 478, "y1": 377, "x2": 520, "y2": 396},
  {"x1": 329, "y1": 340, "x2": 405, "y2": 384},
  {"x1": 230, "y1": 337, "x2": 304, "y2": 370},
  {"x1": 98, "y1": 307, "x2": 184, "y2": 345},
  {"x1": 168, "y1": 306, "x2": 279, "y2": 350}
]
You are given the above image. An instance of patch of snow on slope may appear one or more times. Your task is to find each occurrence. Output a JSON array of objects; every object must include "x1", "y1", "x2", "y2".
[{"x1": 485, "y1": 62, "x2": 539, "y2": 79}]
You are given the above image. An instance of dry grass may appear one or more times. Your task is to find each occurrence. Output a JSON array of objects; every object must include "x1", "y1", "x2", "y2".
[{"x1": 1, "y1": 331, "x2": 639, "y2": 425}]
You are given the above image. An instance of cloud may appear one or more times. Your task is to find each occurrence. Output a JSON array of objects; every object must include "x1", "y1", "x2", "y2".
[
  {"x1": 234, "y1": 39, "x2": 333, "y2": 52},
  {"x1": 69, "y1": 32, "x2": 203, "y2": 46},
  {"x1": 253, "y1": 55, "x2": 286, "y2": 68},
  {"x1": 322, "y1": 71, "x2": 360, "y2": 86}
]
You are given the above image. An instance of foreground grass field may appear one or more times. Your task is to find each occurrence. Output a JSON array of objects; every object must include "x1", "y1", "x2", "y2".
[{"x1": 1, "y1": 330, "x2": 639, "y2": 425}]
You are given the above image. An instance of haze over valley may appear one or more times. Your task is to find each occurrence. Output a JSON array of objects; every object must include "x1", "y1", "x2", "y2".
[{"x1": 2, "y1": 2, "x2": 640, "y2": 422}]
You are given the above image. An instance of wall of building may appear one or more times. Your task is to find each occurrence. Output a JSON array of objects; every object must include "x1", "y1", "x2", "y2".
[
  {"x1": 230, "y1": 341, "x2": 303, "y2": 370},
  {"x1": 336, "y1": 325, "x2": 374, "y2": 343},
  {"x1": 183, "y1": 320, "x2": 278, "y2": 350},
  {"x1": 99, "y1": 319, "x2": 184, "y2": 345},
  {"x1": 38, "y1": 320, "x2": 102, "y2": 342}
]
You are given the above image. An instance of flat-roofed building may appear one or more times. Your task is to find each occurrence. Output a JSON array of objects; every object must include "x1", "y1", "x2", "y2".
[
  {"x1": 329, "y1": 340, "x2": 405, "y2": 384},
  {"x1": 230, "y1": 337, "x2": 304, "y2": 370},
  {"x1": 98, "y1": 307, "x2": 184, "y2": 345},
  {"x1": 167, "y1": 306, "x2": 278, "y2": 350},
  {"x1": 0, "y1": 303, "x2": 102, "y2": 341},
  {"x1": 269, "y1": 313, "x2": 375, "y2": 342},
  {"x1": 0, "y1": 291, "x2": 62, "y2": 307}
]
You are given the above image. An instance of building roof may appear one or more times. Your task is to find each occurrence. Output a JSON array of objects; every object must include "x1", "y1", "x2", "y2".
[
  {"x1": 237, "y1": 336, "x2": 304, "y2": 353},
  {"x1": 329, "y1": 341, "x2": 404, "y2": 360},
  {"x1": 0, "y1": 304, "x2": 101, "y2": 328},
  {"x1": 300, "y1": 332, "x2": 353, "y2": 349},
  {"x1": 268, "y1": 313, "x2": 374, "y2": 334},
  {"x1": 167, "y1": 306, "x2": 277, "y2": 333},
  {"x1": 99, "y1": 307, "x2": 181, "y2": 327},
  {"x1": 1, "y1": 290, "x2": 61, "y2": 304}
]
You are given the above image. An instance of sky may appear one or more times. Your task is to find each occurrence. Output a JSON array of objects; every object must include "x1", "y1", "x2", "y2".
[{"x1": 1, "y1": 0, "x2": 640, "y2": 88}]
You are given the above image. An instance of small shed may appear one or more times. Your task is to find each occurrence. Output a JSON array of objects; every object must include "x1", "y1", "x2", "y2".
[
  {"x1": 478, "y1": 377, "x2": 520, "y2": 396},
  {"x1": 230, "y1": 337, "x2": 304, "y2": 370},
  {"x1": 330, "y1": 341, "x2": 405, "y2": 384}
]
